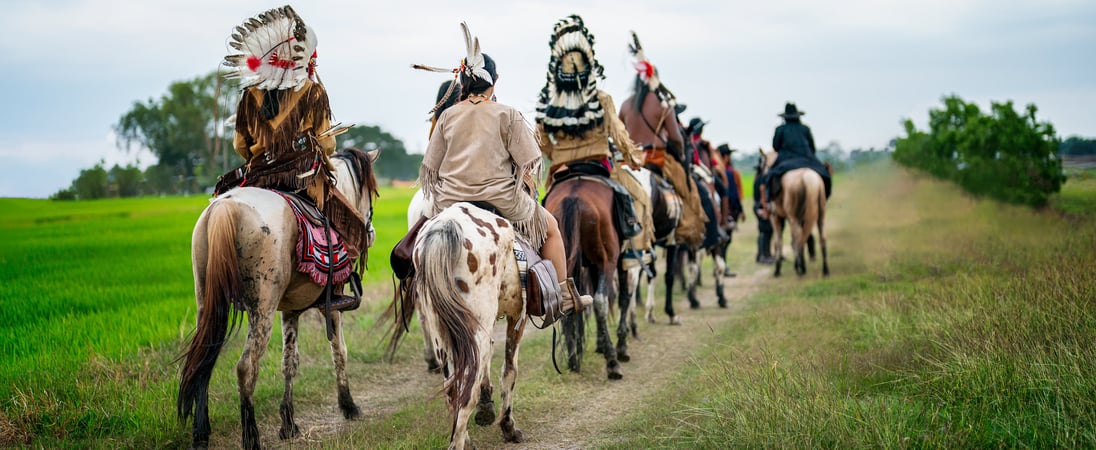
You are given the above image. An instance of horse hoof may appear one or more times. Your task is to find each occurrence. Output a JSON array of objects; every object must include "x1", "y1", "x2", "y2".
[
  {"x1": 646, "y1": 314, "x2": 656, "y2": 324},
  {"x1": 617, "y1": 349, "x2": 630, "y2": 362},
  {"x1": 607, "y1": 362, "x2": 624, "y2": 380},
  {"x1": 503, "y1": 427, "x2": 524, "y2": 443},
  {"x1": 341, "y1": 404, "x2": 362, "y2": 420},
  {"x1": 718, "y1": 301, "x2": 727, "y2": 309},
  {"x1": 669, "y1": 316, "x2": 682, "y2": 326},
  {"x1": 278, "y1": 424, "x2": 300, "y2": 440},
  {"x1": 689, "y1": 302, "x2": 700, "y2": 310},
  {"x1": 474, "y1": 401, "x2": 496, "y2": 426}
]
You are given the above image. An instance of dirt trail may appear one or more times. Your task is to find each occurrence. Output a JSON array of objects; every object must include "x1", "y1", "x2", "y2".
[{"x1": 481, "y1": 266, "x2": 770, "y2": 450}]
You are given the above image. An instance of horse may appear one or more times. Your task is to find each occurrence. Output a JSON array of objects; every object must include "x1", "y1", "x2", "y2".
[
  {"x1": 388, "y1": 202, "x2": 528, "y2": 449},
  {"x1": 543, "y1": 177, "x2": 626, "y2": 380},
  {"x1": 177, "y1": 148, "x2": 379, "y2": 449},
  {"x1": 760, "y1": 148, "x2": 829, "y2": 277},
  {"x1": 674, "y1": 163, "x2": 731, "y2": 309}
]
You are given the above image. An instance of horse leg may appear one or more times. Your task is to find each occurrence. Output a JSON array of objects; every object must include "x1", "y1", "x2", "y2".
[
  {"x1": 450, "y1": 328, "x2": 493, "y2": 450},
  {"x1": 563, "y1": 313, "x2": 582, "y2": 372},
  {"x1": 663, "y1": 246, "x2": 681, "y2": 325},
  {"x1": 616, "y1": 268, "x2": 634, "y2": 361},
  {"x1": 624, "y1": 266, "x2": 642, "y2": 340},
  {"x1": 279, "y1": 310, "x2": 302, "y2": 440},
  {"x1": 686, "y1": 249, "x2": 701, "y2": 309},
  {"x1": 593, "y1": 271, "x2": 623, "y2": 380},
  {"x1": 773, "y1": 218, "x2": 785, "y2": 277},
  {"x1": 644, "y1": 252, "x2": 658, "y2": 324},
  {"x1": 807, "y1": 233, "x2": 817, "y2": 261},
  {"x1": 499, "y1": 314, "x2": 526, "y2": 443},
  {"x1": 474, "y1": 367, "x2": 495, "y2": 426},
  {"x1": 819, "y1": 211, "x2": 830, "y2": 277},
  {"x1": 326, "y1": 311, "x2": 361, "y2": 420},
  {"x1": 712, "y1": 249, "x2": 727, "y2": 308},
  {"x1": 791, "y1": 217, "x2": 807, "y2": 276},
  {"x1": 237, "y1": 312, "x2": 273, "y2": 450}
]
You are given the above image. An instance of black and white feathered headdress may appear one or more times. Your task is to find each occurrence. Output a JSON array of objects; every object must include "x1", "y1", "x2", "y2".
[
  {"x1": 628, "y1": 31, "x2": 677, "y2": 108},
  {"x1": 222, "y1": 5, "x2": 318, "y2": 91},
  {"x1": 535, "y1": 15, "x2": 606, "y2": 137},
  {"x1": 412, "y1": 22, "x2": 492, "y2": 114}
]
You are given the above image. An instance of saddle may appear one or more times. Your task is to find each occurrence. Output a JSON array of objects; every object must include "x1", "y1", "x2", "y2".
[
  {"x1": 275, "y1": 191, "x2": 362, "y2": 312},
  {"x1": 390, "y1": 202, "x2": 564, "y2": 328},
  {"x1": 549, "y1": 161, "x2": 642, "y2": 240}
]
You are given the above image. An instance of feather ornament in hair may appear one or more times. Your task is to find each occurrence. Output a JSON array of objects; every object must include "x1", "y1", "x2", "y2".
[
  {"x1": 460, "y1": 21, "x2": 492, "y2": 85},
  {"x1": 411, "y1": 64, "x2": 456, "y2": 74}
]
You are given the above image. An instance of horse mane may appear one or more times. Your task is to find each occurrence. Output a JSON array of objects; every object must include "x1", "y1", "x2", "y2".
[{"x1": 332, "y1": 148, "x2": 379, "y2": 201}]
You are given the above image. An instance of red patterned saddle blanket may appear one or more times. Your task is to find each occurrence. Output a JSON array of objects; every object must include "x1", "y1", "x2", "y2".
[{"x1": 275, "y1": 191, "x2": 352, "y2": 287}]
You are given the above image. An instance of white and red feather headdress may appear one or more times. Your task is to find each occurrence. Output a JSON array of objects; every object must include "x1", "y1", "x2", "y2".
[
  {"x1": 628, "y1": 31, "x2": 677, "y2": 108},
  {"x1": 223, "y1": 5, "x2": 318, "y2": 91}
]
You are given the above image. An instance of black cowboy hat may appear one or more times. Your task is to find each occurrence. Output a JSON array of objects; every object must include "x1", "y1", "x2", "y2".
[
  {"x1": 688, "y1": 117, "x2": 709, "y2": 133},
  {"x1": 717, "y1": 143, "x2": 736, "y2": 155},
  {"x1": 779, "y1": 102, "x2": 804, "y2": 118}
]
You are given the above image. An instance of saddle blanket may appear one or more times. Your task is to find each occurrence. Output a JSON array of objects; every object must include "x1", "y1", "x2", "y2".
[{"x1": 276, "y1": 191, "x2": 352, "y2": 287}]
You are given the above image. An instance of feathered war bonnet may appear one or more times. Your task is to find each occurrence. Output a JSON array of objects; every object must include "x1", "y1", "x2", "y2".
[
  {"x1": 534, "y1": 15, "x2": 606, "y2": 137},
  {"x1": 412, "y1": 22, "x2": 493, "y2": 116},
  {"x1": 628, "y1": 31, "x2": 678, "y2": 110},
  {"x1": 222, "y1": 5, "x2": 319, "y2": 91}
]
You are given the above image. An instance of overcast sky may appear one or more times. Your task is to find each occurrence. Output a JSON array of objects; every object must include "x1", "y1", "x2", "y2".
[{"x1": 2, "y1": 0, "x2": 1093, "y2": 198}]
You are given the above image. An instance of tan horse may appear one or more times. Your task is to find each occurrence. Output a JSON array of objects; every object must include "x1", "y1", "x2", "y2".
[
  {"x1": 760, "y1": 148, "x2": 829, "y2": 277},
  {"x1": 178, "y1": 148, "x2": 379, "y2": 449}
]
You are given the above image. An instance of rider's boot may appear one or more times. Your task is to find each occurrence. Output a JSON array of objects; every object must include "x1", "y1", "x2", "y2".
[{"x1": 560, "y1": 278, "x2": 593, "y2": 314}]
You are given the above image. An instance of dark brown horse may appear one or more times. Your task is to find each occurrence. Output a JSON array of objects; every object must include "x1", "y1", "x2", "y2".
[{"x1": 544, "y1": 176, "x2": 625, "y2": 380}]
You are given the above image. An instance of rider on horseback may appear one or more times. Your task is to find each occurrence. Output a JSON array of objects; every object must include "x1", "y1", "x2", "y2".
[
  {"x1": 534, "y1": 15, "x2": 653, "y2": 264},
  {"x1": 416, "y1": 26, "x2": 592, "y2": 315},
  {"x1": 618, "y1": 32, "x2": 707, "y2": 248},
  {"x1": 761, "y1": 103, "x2": 833, "y2": 207},
  {"x1": 216, "y1": 5, "x2": 366, "y2": 312}
]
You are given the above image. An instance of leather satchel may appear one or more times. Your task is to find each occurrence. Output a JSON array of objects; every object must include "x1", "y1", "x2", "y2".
[{"x1": 391, "y1": 216, "x2": 427, "y2": 280}]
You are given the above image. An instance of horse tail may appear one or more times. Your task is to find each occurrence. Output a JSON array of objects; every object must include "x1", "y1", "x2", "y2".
[
  {"x1": 414, "y1": 219, "x2": 480, "y2": 415},
  {"x1": 177, "y1": 199, "x2": 244, "y2": 422},
  {"x1": 804, "y1": 173, "x2": 824, "y2": 234},
  {"x1": 558, "y1": 197, "x2": 584, "y2": 278}
]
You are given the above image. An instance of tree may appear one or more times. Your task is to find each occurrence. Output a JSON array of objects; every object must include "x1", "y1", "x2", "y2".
[
  {"x1": 72, "y1": 161, "x2": 109, "y2": 200},
  {"x1": 1059, "y1": 136, "x2": 1096, "y2": 156},
  {"x1": 114, "y1": 72, "x2": 235, "y2": 190},
  {"x1": 894, "y1": 95, "x2": 1064, "y2": 207},
  {"x1": 109, "y1": 164, "x2": 144, "y2": 197},
  {"x1": 338, "y1": 125, "x2": 421, "y2": 181}
]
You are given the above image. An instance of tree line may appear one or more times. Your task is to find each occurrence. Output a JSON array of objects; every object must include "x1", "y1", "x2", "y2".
[
  {"x1": 893, "y1": 95, "x2": 1066, "y2": 207},
  {"x1": 53, "y1": 72, "x2": 422, "y2": 200}
]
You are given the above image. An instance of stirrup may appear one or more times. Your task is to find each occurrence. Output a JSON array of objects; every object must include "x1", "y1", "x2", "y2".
[
  {"x1": 561, "y1": 279, "x2": 592, "y2": 314},
  {"x1": 322, "y1": 294, "x2": 361, "y2": 312}
]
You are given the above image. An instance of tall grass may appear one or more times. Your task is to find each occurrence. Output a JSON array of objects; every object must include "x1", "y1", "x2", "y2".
[
  {"x1": 0, "y1": 188, "x2": 417, "y2": 447},
  {"x1": 604, "y1": 160, "x2": 1096, "y2": 448}
]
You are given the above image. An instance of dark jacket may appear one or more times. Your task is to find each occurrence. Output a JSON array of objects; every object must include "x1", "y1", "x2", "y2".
[{"x1": 766, "y1": 120, "x2": 831, "y2": 198}]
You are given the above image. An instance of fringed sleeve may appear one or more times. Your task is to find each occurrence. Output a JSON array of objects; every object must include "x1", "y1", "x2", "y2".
[
  {"x1": 506, "y1": 109, "x2": 548, "y2": 249},
  {"x1": 600, "y1": 91, "x2": 643, "y2": 169},
  {"x1": 419, "y1": 113, "x2": 448, "y2": 201}
]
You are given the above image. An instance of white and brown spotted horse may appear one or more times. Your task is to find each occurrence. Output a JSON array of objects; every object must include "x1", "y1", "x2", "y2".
[
  {"x1": 389, "y1": 202, "x2": 527, "y2": 449},
  {"x1": 177, "y1": 148, "x2": 378, "y2": 449}
]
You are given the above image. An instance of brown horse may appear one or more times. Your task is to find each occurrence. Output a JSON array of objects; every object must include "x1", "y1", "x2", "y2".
[
  {"x1": 178, "y1": 148, "x2": 379, "y2": 449},
  {"x1": 544, "y1": 176, "x2": 626, "y2": 380},
  {"x1": 760, "y1": 149, "x2": 829, "y2": 277}
]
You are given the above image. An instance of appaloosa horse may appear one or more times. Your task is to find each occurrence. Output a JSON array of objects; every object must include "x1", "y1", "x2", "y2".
[
  {"x1": 761, "y1": 149, "x2": 829, "y2": 277},
  {"x1": 544, "y1": 176, "x2": 626, "y2": 380},
  {"x1": 389, "y1": 202, "x2": 528, "y2": 449},
  {"x1": 178, "y1": 148, "x2": 379, "y2": 449}
]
